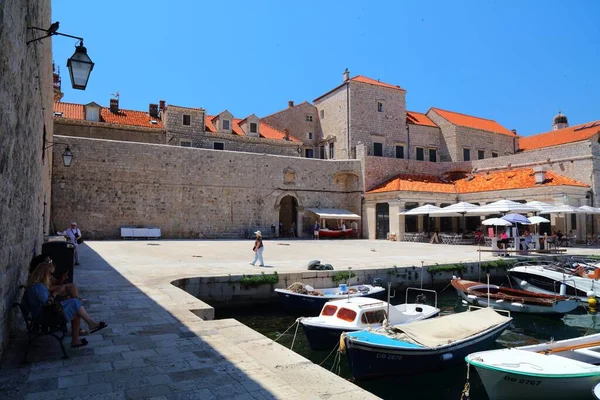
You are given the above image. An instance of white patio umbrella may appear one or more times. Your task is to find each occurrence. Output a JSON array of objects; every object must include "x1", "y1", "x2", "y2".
[
  {"x1": 482, "y1": 218, "x2": 512, "y2": 226},
  {"x1": 466, "y1": 200, "x2": 537, "y2": 215},
  {"x1": 429, "y1": 202, "x2": 480, "y2": 232},
  {"x1": 400, "y1": 204, "x2": 445, "y2": 215},
  {"x1": 578, "y1": 206, "x2": 600, "y2": 214},
  {"x1": 525, "y1": 201, "x2": 558, "y2": 215},
  {"x1": 548, "y1": 204, "x2": 581, "y2": 214},
  {"x1": 528, "y1": 216, "x2": 550, "y2": 224}
]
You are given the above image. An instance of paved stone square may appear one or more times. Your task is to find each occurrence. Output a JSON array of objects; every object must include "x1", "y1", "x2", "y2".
[{"x1": 1, "y1": 239, "x2": 597, "y2": 399}]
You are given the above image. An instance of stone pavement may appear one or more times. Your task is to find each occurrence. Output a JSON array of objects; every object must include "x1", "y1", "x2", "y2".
[{"x1": 0, "y1": 239, "x2": 596, "y2": 399}]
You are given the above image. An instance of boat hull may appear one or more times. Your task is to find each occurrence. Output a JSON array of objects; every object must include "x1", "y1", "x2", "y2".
[
  {"x1": 344, "y1": 321, "x2": 510, "y2": 380},
  {"x1": 275, "y1": 287, "x2": 386, "y2": 313},
  {"x1": 475, "y1": 365, "x2": 600, "y2": 400}
]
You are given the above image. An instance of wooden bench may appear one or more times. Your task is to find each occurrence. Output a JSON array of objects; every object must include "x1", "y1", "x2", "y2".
[
  {"x1": 477, "y1": 249, "x2": 567, "y2": 255},
  {"x1": 12, "y1": 285, "x2": 68, "y2": 363}
]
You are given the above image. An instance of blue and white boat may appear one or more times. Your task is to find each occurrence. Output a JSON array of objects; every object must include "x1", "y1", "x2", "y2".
[
  {"x1": 300, "y1": 288, "x2": 440, "y2": 351},
  {"x1": 274, "y1": 283, "x2": 386, "y2": 314},
  {"x1": 342, "y1": 307, "x2": 512, "y2": 380}
]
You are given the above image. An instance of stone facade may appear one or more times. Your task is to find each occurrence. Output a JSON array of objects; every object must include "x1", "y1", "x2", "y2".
[
  {"x1": 52, "y1": 136, "x2": 362, "y2": 240},
  {"x1": 407, "y1": 124, "x2": 443, "y2": 162},
  {"x1": 261, "y1": 101, "x2": 323, "y2": 156},
  {"x1": 180, "y1": 132, "x2": 302, "y2": 156},
  {"x1": 55, "y1": 119, "x2": 166, "y2": 144},
  {"x1": 0, "y1": 0, "x2": 53, "y2": 360}
]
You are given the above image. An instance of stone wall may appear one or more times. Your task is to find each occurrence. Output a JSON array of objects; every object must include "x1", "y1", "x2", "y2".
[
  {"x1": 314, "y1": 86, "x2": 349, "y2": 159},
  {"x1": 407, "y1": 124, "x2": 442, "y2": 161},
  {"x1": 0, "y1": 0, "x2": 53, "y2": 359},
  {"x1": 55, "y1": 119, "x2": 166, "y2": 144},
  {"x1": 455, "y1": 126, "x2": 517, "y2": 160},
  {"x1": 52, "y1": 136, "x2": 362, "y2": 239},
  {"x1": 261, "y1": 102, "x2": 322, "y2": 148},
  {"x1": 427, "y1": 110, "x2": 456, "y2": 161}
]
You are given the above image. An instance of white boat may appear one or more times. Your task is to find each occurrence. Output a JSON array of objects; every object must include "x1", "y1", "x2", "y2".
[
  {"x1": 509, "y1": 262, "x2": 600, "y2": 303},
  {"x1": 300, "y1": 288, "x2": 440, "y2": 350},
  {"x1": 466, "y1": 333, "x2": 600, "y2": 400}
]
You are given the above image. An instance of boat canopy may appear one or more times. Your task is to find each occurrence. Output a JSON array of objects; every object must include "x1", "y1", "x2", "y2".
[
  {"x1": 391, "y1": 307, "x2": 510, "y2": 348},
  {"x1": 306, "y1": 208, "x2": 361, "y2": 220}
]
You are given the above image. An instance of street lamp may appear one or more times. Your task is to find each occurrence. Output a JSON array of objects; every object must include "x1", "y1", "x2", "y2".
[
  {"x1": 27, "y1": 22, "x2": 94, "y2": 90},
  {"x1": 62, "y1": 146, "x2": 74, "y2": 167}
]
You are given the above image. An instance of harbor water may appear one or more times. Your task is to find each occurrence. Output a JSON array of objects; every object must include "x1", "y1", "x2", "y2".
[{"x1": 217, "y1": 281, "x2": 600, "y2": 399}]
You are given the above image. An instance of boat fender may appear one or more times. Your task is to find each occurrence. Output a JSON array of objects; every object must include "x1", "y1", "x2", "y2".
[
  {"x1": 415, "y1": 307, "x2": 423, "y2": 313},
  {"x1": 339, "y1": 333, "x2": 347, "y2": 354},
  {"x1": 467, "y1": 294, "x2": 478, "y2": 300},
  {"x1": 587, "y1": 291, "x2": 596, "y2": 298},
  {"x1": 559, "y1": 283, "x2": 567, "y2": 296},
  {"x1": 440, "y1": 353, "x2": 453, "y2": 361},
  {"x1": 520, "y1": 280, "x2": 528, "y2": 288},
  {"x1": 589, "y1": 297, "x2": 598, "y2": 309},
  {"x1": 496, "y1": 299, "x2": 504, "y2": 303},
  {"x1": 511, "y1": 302, "x2": 524, "y2": 307}
]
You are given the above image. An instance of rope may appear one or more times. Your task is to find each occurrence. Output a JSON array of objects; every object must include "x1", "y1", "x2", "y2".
[
  {"x1": 460, "y1": 362, "x2": 470, "y2": 400},
  {"x1": 319, "y1": 342, "x2": 340, "y2": 366},
  {"x1": 290, "y1": 319, "x2": 301, "y2": 351},
  {"x1": 440, "y1": 280, "x2": 454, "y2": 293},
  {"x1": 274, "y1": 318, "x2": 299, "y2": 343}
]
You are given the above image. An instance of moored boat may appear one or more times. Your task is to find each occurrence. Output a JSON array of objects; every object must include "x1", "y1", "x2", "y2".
[
  {"x1": 451, "y1": 278, "x2": 580, "y2": 315},
  {"x1": 342, "y1": 307, "x2": 512, "y2": 379},
  {"x1": 300, "y1": 288, "x2": 440, "y2": 351},
  {"x1": 467, "y1": 333, "x2": 600, "y2": 400},
  {"x1": 275, "y1": 283, "x2": 386, "y2": 313}
]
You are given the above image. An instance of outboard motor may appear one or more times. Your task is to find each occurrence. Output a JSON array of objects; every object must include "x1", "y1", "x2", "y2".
[
  {"x1": 372, "y1": 277, "x2": 384, "y2": 287},
  {"x1": 415, "y1": 293, "x2": 427, "y2": 304}
]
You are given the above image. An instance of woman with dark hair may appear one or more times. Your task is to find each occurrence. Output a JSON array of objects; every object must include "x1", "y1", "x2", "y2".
[{"x1": 24, "y1": 263, "x2": 107, "y2": 348}]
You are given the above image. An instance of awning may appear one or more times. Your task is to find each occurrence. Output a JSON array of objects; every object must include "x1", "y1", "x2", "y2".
[{"x1": 306, "y1": 208, "x2": 361, "y2": 220}]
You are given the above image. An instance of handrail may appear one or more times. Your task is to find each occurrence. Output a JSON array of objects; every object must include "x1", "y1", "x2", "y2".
[{"x1": 406, "y1": 287, "x2": 438, "y2": 308}]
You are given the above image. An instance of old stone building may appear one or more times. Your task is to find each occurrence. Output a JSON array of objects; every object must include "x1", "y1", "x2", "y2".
[{"x1": 0, "y1": 0, "x2": 53, "y2": 360}]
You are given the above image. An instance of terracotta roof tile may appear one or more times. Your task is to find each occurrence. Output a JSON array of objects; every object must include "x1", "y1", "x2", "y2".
[
  {"x1": 407, "y1": 111, "x2": 438, "y2": 127},
  {"x1": 350, "y1": 75, "x2": 404, "y2": 91},
  {"x1": 430, "y1": 107, "x2": 514, "y2": 136},
  {"x1": 367, "y1": 168, "x2": 588, "y2": 195},
  {"x1": 204, "y1": 115, "x2": 301, "y2": 142},
  {"x1": 519, "y1": 121, "x2": 600, "y2": 151},
  {"x1": 54, "y1": 102, "x2": 163, "y2": 129}
]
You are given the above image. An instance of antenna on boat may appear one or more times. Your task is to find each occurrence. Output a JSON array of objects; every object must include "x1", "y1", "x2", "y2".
[
  {"x1": 487, "y1": 273, "x2": 491, "y2": 308},
  {"x1": 421, "y1": 261, "x2": 424, "y2": 289},
  {"x1": 385, "y1": 282, "x2": 395, "y2": 327},
  {"x1": 347, "y1": 267, "x2": 352, "y2": 303}
]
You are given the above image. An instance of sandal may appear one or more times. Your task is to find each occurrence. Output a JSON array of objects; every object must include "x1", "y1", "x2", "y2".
[
  {"x1": 90, "y1": 322, "x2": 108, "y2": 334},
  {"x1": 71, "y1": 338, "x2": 88, "y2": 348}
]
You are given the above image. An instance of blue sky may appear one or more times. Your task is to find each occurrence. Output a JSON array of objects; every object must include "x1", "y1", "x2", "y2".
[{"x1": 52, "y1": 0, "x2": 599, "y2": 135}]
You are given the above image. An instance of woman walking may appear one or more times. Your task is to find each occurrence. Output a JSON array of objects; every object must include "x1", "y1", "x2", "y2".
[{"x1": 250, "y1": 231, "x2": 265, "y2": 267}]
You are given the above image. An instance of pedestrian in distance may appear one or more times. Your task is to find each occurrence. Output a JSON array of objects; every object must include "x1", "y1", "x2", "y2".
[
  {"x1": 313, "y1": 222, "x2": 320, "y2": 240},
  {"x1": 250, "y1": 231, "x2": 264, "y2": 267}
]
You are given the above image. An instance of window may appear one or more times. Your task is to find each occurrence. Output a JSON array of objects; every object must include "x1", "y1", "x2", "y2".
[
  {"x1": 416, "y1": 147, "x2": 424, "y2": 161},
  {"x1": 571, "y1": 214, "x2": 577, "y2": 230},
  {"x1": 85, "y1": 107, "x2": 99, "y2": 122},
  {"x1": 222, "y1": 119, "x2": 230, "y2": 130},
  {"x1": 321, "y1": 305, "x2": 337, "y2": 316},
  {"x1": 182, "y1": 114, "x2": 191, "y2": 126},
  {"x1": 329, "y1": 143, "x2": 334, "y2": 159},
  {"x1": 180, "y1": 140, "x2": 192, "y2": 147},
  {"x1": 213, "y1": 142, "x2": 224, "y2": 150},
  {"x1": 492, "y1": 152, "x2": 498, "y2": 158},
  {"x1": 395, "y1": 145, "x2": 404, "y2": 159},
  {"x1": 320, "y1": 146, "x2": 325, "y2": 159},
  {"x1": 305, "y1": 149, "x2": 314, "y2": 158},
  {"x1": 463, "y1": 148, "x2": 471, "y2": 161},
  {"x1": 308, "y1": 132, "x2": 313, "y2": 140},
  {"x1": 373, "y1": 142, "x2": 383, "y2": 157},
  {"x1": 250, "y1": 122, "x2": 257, "y2": 133},
  {"x1": 320, "y1": 109, "x2": 325, "y2": 119},
  {"x1": 336, "y1": 308, "x2": 357, "y2": 322},
  {"x1": 478, "y1": 150, "x2": 485, "y2": 160},
  {"x1": 429, "y1": 148, "x2": 437, "y2": 162},
  {"x1": 306, "y1": 115, "x2": 313, "y2": 122},
  {"x1": 377, "y1": 102, "x2": 383, "y2": 112},
  {"x1": 361, "y1": 310, "x2": 386, "y2": 325}
]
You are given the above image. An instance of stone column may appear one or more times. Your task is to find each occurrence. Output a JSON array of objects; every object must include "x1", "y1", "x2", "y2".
[
  {"x1": 417, "y1": 202, "x2": 424, "y2": 232},
  {"x1": 434, "y1": 203, "x2": 442, "y2": 231},
  {"x1": 389, "y1": 201, "x2": 404, "y2": 241},
  {"x1": 296, "y1": 209, "x2": 304, "y2": 238},
  {"x1": 366, "y1": 203, "x2": 376, "y2": 239}
]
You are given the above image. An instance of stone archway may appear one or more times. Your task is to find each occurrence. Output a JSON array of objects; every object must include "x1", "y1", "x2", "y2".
[{"x1": 278, "y1": 196, "x2": 298, "y2": 237}]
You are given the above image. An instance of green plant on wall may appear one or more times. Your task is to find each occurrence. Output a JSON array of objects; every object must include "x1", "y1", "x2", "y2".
[
  {"x1": 332, "y1": 271, "x2": 356, "y2": 285},
  {"x1": 427, "y1": 263, "x2": 467, "y2": 275},
  {"x1": 240, "y1": 272, "x2": 279, "y2": 288}
]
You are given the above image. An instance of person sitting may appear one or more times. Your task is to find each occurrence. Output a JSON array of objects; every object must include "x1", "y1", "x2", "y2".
[
  {"x1": 497, "y1": 232, "x2": 510, "y2": 255},
  {"x1": 547, "y1": 231, "x2": 558, "y2": 248},
  {"x1": 430, "y1": 230, "x2": 440, "y2": 244},
  {"x1": 474, "y1": 229, "x2": 484, "y2": 244},
  {"x1": 24, "y1": 263, "x2": 107, "y2": 348},
  {"x1": 29, "y1": 254, "x2": 81, "y2": 301},
  {"x1": 520, "y1": 229, "x2": 533, "y2": 251}
]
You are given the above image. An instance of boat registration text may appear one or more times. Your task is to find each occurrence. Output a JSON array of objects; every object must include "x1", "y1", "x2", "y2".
[{"x1": 504, "y1": 376, "x2": 541, "y2": 386}]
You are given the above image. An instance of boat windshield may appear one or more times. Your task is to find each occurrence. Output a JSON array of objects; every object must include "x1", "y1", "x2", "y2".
[
  {"x1": 361, "y1": 310, "x2": 386, "y2": 325},
  {"x1": 321, "y1": 305, "x2": 337, "y2": 316},
  {"x1": 337, "y1": 307, "x2": 357, "y2": 322}
]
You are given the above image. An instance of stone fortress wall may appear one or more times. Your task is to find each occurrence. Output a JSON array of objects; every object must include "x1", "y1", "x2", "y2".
[
  {"x1": 0, "y1": 0, "x2": 53, "y2": 360},
  {"x1": 51, "y1": 136, "x2": 363, "y2": 240}
]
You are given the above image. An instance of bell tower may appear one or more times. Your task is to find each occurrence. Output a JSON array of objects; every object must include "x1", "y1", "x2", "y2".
[{"x1": 552, "y1": 111, "x2": 569, "y2": 130}]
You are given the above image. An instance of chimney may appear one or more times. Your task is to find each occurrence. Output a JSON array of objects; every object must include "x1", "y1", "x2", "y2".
[
  {"x1": 149, "y1": 103, "x2": 159, "y2": 118},
  {"x1": 511, "y1": 129, "x2": 517, "y2": 135},
  {"x1": 159, "y1": 100, "x2": 166, "y2": 111},
  {"x1": 288, "y1": 100, "x2": 294, "y2": 108},
  {"x1": 109, "y1": 98, "x2": 119, "y2": 113},
  {"x1": 284, "y1": 128, "x2": 290, "y2": 141},
  {"x1": 343, "y1": 68, "x2": 350, "y2": 82},
  {"x1": 534, "y1": 166, "x2": 547, "y2": 184}
]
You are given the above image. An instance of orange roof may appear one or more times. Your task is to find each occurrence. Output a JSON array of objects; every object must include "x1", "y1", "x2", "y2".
[
  {"x1": 350, "y1": 76, "x2": 404, "y2": 91},
  {"x1": 204, "y1": 115, "x2": 301, "y2": 142},
  {"x1": 367, "y1": 168, "x2": 588, "y2": 195},
  {"x1": 54, "y1": 102, "x2": 163, "y2": 129},
  {"x1": 429, "y1": 107, "x2": 514, "y2": 136},
  {"x1": 407, "y1": 111, "x2": 438, "y2": 127},
  {"x1": 519, "y1": 121, "x2": 600, "y2": 151}
]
